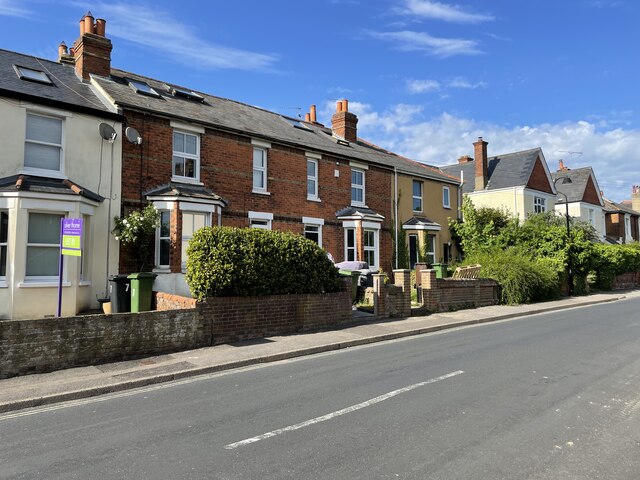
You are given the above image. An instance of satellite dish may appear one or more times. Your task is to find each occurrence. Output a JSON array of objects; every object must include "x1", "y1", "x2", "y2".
[
  {"x1": 125, "y1": 127, "x2": 143, "y2": 145},
  {"x1": 99, "y1": 123, "x2": 117, "y2": 142}
]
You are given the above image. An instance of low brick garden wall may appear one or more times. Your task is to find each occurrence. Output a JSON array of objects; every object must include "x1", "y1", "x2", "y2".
[
  {"x1": 0, "y1": 282, "x2": 352, "y2": 379},
  {"x1": 612, "y1": 271, "x2": 640, "y2": 290},
  {"x1": 420, "y1": 270, "x2": 499, "y2": 312}
]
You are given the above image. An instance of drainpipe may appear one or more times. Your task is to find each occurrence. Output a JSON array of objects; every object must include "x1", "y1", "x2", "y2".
[
  {"x1": 459, "y1": 170, "x2": 464, "y2": 220},
  {"x1": 394, "y1": 167, "x2": 399, "y2": 269}
]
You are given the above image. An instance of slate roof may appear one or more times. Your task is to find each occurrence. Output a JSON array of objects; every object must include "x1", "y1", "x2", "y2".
[
  {"x1": 402, "y1": 216, "x2": 441, "y2": 229},
  {"x1": 551, "y1": 167, "x2": 601, "y2": 205},
  {"x1": 440, "y1": 148, "x2": 543, "y2": 195},
  {"x1": 0, "y1": 49, "x2": 119, "y2": 119},
  {"x1": 144, "y1": 182, "x2": 227, "y2": 205},
  {"x1": 91, "y1": 69, "x2": 459, "y2": 185},
  {"x1": 603, "y1": 197, "x2": 639, "y2": 216},
  {"x1": 0, "y1": 174, "x2": 103, "y2": 202},
  {"x1": 335, "y1": 206, "x2": 385, "y2": 220}
]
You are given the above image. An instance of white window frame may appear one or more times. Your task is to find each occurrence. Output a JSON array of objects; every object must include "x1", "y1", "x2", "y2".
[
  {"x1": 303, "y1": 216, "x2": 324, "y2": 247},
  {"x1": 181, "y1": 211, "x2": 211, "y2": 270},
  {"x1": 307, "y1": 158, "x2": 319, "y2": 201},
  {"x1": 0, "y1": 210, "x2": 7, "y2": 282},
  {"x1": 24, "y1": 112, "x2": 64, "y2": 176},
  {"x1": 443, "y1": 186, "x2": 451, "y2": 209},
  {"x1": 424, "y1": 234, "x2": 436, "y2": 265},
  {"x1": 351, "y1": 168, "x2": 365, "y2": 206},
  {"x1": 249, "y1": 211, "x2": 273, "y2": 230},
  {"x1": 534, "y1": 196, "x2": 546, "y2": 213},
  {"x1": 588, "y1": 208, "x2": 595, "y2": 226},
  {"x1": 172, "y1": 130, "x2": 200, "y2": 182},
  {"x1": 344, "y1": 227, "x2": 356, "y2": 262},
  {"x1": 156, "y1": 209, "x2": 171, "y2": 269},
  {"x1": 413, "y1": 180, "x2": 423, "y2": 212},
  {"x1": 364, "y1": 229, "x2": 378, "y2": 269},
  {"x1": 25, "y1": 211, "x2": 63, "y2": 281},
  {"x1": 252, "y1": 147, "x2": 268, "y2": 194}
]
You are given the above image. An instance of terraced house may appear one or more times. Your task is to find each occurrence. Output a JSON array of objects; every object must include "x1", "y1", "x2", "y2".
[{"x1": 56, "y1": 12, "x2": 459, "y2": 296}]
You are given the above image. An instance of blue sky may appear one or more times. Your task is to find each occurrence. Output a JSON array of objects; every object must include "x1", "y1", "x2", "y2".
[{"x1": 1, "y1": 0, "x2": 639, "y2": 201}]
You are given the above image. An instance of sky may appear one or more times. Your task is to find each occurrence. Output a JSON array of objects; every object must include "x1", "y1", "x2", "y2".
[{"x1": 1, "y1": 0, "x2": 639, "y2": 201}]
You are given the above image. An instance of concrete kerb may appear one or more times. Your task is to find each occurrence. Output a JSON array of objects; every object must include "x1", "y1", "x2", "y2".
[{"x1": 0, "y1": 293, "x2": 627, "y2": 415}]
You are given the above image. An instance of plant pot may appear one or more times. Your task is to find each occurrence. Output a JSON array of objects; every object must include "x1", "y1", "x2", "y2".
[{"x1": 97, "y1": 298, "x2": 111, "y2": 314}]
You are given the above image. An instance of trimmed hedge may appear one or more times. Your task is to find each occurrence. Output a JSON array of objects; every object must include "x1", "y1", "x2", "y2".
[{"x1": 185, "y1": 226, "x2": 341, "y2": 300}]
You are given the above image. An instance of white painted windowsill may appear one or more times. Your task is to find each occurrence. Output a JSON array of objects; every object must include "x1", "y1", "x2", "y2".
[
  {"x1": 307, "y1": 197, "x2": 321, "y2": 203},
  {"x1": 0, "y1": 280, "x2": 7, "y2": 288},
  {"x1": 19, "y1": 281, "x2": 72, "y2": 288},
  {"x1": 252, "y1": 190, "x2": 271, "y2": 196}
]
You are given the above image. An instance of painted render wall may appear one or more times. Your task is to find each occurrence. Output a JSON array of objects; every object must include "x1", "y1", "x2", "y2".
[{"x1": 0, "y1": 98, "x2": 122, "y2": 319}]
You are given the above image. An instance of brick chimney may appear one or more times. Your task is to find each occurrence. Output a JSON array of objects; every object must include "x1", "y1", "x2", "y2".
[
  {"x1": 71, "y1": 11, "x2": 112, "y2": 80},
  {"x1": 473, "y1": 137, "x2": 488, "y2": 191},
  {"x1": 558, "y1": 159, "x2": 570, "y2": 171},
  {"x1": 458, "y1": 155, "x2": 473, "y2": 164},
  {"x1": 331, "y1": 99, "x2": 358, "y2": 143},
  {"x1": 632, "y1": 185, "x2": 640, "y2": 212}
]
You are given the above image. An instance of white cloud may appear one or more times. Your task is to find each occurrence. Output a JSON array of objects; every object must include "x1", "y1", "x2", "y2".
[
  {"x1": 406, "y1": 79, "x2": 441, "y2": 93},
  {"x1": 406, "y1": 76, "x2": 486, "y2": 94},
  {"x1": 369, "y1": 30, "x2": 481, "y2": 57},
  {"x1": 346, "y1": 103, "x2": 640, "y2": 201},
  {"x1": 0, "y1": 0, "x2": 29, "y2": 17},
  {"x1": 399, "y1": 0, "x2": 495, "y2": 24},
  {"x1": 75, "y1": 2, "x2": 278, "y2": 71}
]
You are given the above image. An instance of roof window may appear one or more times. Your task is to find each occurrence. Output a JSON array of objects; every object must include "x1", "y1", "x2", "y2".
[
  {"x1": 14, "y1": 65, "x2": 52, "y2": 85},
  {"x1": 283, "y1": 117, "x2": 312, "y2": 131},
  {"x1": 168, "y1": 85, "x2": 204, "y2": 102},
  {"x1": 126, "y1": 78, "x2": 161, "y2": 97}
]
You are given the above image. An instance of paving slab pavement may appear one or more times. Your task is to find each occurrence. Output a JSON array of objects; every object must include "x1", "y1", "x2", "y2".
[{"x1": 1, "y1": 290, "x2": 637, "y2": 414}]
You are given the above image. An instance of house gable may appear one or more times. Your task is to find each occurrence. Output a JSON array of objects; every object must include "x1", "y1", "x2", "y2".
[
  {"x1": 582, "y1": 175, "x2": 601, "y2": 206},
  {"x1": 526, "y1": 157, "x2": 554, "y2": 194}
]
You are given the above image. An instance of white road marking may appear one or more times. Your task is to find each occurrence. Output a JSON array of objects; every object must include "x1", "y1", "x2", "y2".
[{"x1": 224, "y1": 370, "x2": 464, "y2": 450}]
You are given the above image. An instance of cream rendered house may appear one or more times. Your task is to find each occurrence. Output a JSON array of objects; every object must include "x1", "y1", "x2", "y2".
[
  {"x1": 0, "y1": 48, "x2": 122, "y2": 319},
  {"x1": 441, "y1": 138, "x2": 557, "y2": 222},
  {"x1": 552, "y1": 164, "x2": 606, "y2": 241}
]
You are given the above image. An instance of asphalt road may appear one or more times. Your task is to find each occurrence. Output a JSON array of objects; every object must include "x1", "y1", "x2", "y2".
[{"x1": 2, "y1": 297, "x2": 640, "y2": 479}]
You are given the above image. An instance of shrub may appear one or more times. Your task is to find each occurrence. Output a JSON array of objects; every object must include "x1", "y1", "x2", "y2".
[
  {"x1": 186, "y1": 226, "x2": 341, "y2": 300},
  {"x1": 465, "y1": 247, "x2": 560, "y2": 304},
  {"x1": 591, "y1": 243, "x2": 640, "y2": 290},
  {"x1": 112, "y1": 204, "x2": 159, "y2": 272}
]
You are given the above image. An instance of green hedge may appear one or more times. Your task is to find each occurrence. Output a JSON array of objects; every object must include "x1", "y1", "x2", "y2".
[
  {"x1": 465, "y1": 248, "x2": 560, "y2": 305},
  {"x1": 185, "y1": 226, "x2": 341, "y2": 300},
  {"x1": 591, "y1": 243, "x2": 640, "y2": 290}
]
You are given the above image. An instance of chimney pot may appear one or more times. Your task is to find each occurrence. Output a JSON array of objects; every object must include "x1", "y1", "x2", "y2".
[
  {"x1": 310, "y1": 104, "x2": 317, "y2": 123},
  {"x1": 95, "y1": 18, "x2": 106, "y2": 37},
  {"x1": 305, "y1": 113, "x2": 311, "y2": 122},
  {"x1": 84, "y1": 14, "x2": 94, "y2": 35},
  {"x1": 58, "y1": 41, "x2": 68, "y2": 59},
  {"x1": 343, "y1": 99, "x2": 349, "y2": 112},
  {"x1": 79, "y1": 17, "x2": 85, "y2": 36},
  {"x1": 336, "y1": 100, "x2": 343, "y2": 112}
]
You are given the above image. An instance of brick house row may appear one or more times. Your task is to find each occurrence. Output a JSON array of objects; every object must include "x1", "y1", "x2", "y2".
[{"x1": 59, "y1": 13, "x2": 461, "y2": 299}]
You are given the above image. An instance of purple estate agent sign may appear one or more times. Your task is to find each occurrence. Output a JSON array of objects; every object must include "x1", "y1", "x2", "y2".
[{"x1": 61, "y1": 218, "x2": 83, "y2": 257}]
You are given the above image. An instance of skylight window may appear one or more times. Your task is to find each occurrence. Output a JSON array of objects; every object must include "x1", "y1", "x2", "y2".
[
  {"x1": 169, "y1": 85, "x2": 204, "y2": 102},
  {"x1": 126, "y1": 78, "x2": 160, "y2": 97},
  {"x1": 283, "y1": 117, "x2": 312, "y2": 131},
  {"x1": 14, "y1": 65, "x2": 52, "y2": 85}
]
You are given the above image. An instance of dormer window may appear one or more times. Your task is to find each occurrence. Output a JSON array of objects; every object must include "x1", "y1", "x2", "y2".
[
  {"x1": 14, "y1": 65, "x2": 52, "y2": 85},
  {"x1": 127, "y1": 78, "x2": 160, "y2": 97}
]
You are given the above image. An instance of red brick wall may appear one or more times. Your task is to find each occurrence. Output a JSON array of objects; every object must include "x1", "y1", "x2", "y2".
[
  {"x1": 119, "y1": 109, "x2": 394, "y2": 273},
  {"x1": 527, "y1": 157, "x2": 553, "y2": 194},
  {"x1": 154, "y1": 292, "x2": 197, "y2": 310}
]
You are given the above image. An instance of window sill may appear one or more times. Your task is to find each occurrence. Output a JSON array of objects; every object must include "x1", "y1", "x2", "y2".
[
  {"x1": 79, "y1": 280, "x2": 92, "y2": 287},
  {"x1": 171, "y1": 176, "x2": 204, "y2": 186},
  {"x1": 153, "y1": 267, "x2": 171, "y2": 274},
  {"x1": 19, "y1": 280, "x2": 71, "y2": 288},
  {"x1": 307, "y1": 196, "x2": 321, "y2": 203},
  {"x1": 443, "y1": 206, "x2": 451, "y2": 209},
  {"x1": 252, "y1": 190, "x2": 271, "y2": 196},
  {"x1": 20, "y1": 169, "x2": 67, "y2": 180},
  {"x1": 351, "y1": 203, "x2": 368, "y2": 208},
  {"x1": 0, "y1": 280, "x2": 7, "y2": 288}
]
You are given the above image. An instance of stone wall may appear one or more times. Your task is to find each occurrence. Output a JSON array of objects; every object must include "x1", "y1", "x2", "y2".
[
  {"x1": 1, "y1": 284, "x2": 352, "y2": 379},
  {"x1": 612, "y1": 271, "x2": 640, "y2": 290}
]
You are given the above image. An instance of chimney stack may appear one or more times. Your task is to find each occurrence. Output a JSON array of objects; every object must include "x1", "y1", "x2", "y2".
[
  {"x1": 71, "y1": 11, "x2": 112, "y2": 80},
  {"x1": 473, "y1": 137, "x2": 488, "y2": 191},
  {"x1": 632, "y1": 185, "x2": 640, "y2": 212},
  {"x1": 458, "y1": 155, "x2": 473, "y2": 164},
  {"x1": 331, "y1": 99, "x2": 358, "y2": 143}
]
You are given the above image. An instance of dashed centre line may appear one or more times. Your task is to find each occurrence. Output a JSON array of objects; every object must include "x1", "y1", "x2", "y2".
[{"x1": 224, "y1": 369, "x2": 465, "y2": 450}]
